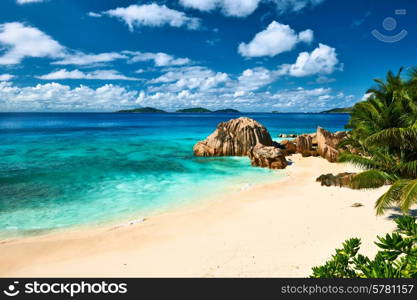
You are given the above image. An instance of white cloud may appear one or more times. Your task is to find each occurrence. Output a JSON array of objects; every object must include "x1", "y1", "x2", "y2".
[
  {"x1": 0, "y1": 22, "x2": 66, "y2": 65},
  {"x1": 233, "y1": 90, "x2": 247, "y2": 97},
  {"x1": 104, "y1": 4, "x2": 201, "y2": 31},
  {"x1": 361, "y1": 93, "x2": 372, "y2": 101},
  {"x1": 298, "y1": 29, "x2": 314, "y2": 43},
  {"x1": 16, "y1": 0, "x2": 44, "y2": 4},
  {"x1": 0, "y1": 74, "x2": 14, "y2": 81},
  {"x1": 238, "y1": 21, "x2": 313, "y2": 57},
  {"x1": 88, "y1": 12, "x2": 102, "y2": 18},
  {"x1": 279, "y1": 43, "x2": 340, "y2": 77},
  {"x1": 149, "y1": 66, "x2": 230, "y2": 92},
  {"x1": 180, "y1": 0, "x2": 261, "y2": 17},
  {"x1": 314, "y1": 75, "x2": 336, "y2": 84},
  {"x1": 237, "y1": 67, "x2": 278, "y2": 91},
  {"x1": 52, "y1": 52, "x2": 128, "y2": 66},
  {"x1": 134, "y1": 85, "x2": 354, "y2": 112},
  {"x1": 270, "y1": 0, "x2": 325, "y2": 14},
  {"x1": 269, "y1": 87, "x2": 331, "y2": 105},
  {"x1": 37, "y1": 69, "x2": 140, "y2": 81},
  {"x1": 137, "y1": 60, "x2": 351, "y2": 112},
  {"x1": 180, "y1": 0, "x2": 325, "y2": 17},
  {"x1": 0, "y1": 81, "x2": 139, "y2": 111},
  {"x1": 0, "y1": 22, "x2": 187, "y2": 68},
  {"x1": 0, "y1": 68, "x2": 353, "y2": 112},
  {"x1": 179, "y1": 0, "x2": 219, "y2": 12},
  {"x1": 125, "y1": 51, "x2": 191, "y2": 67}
]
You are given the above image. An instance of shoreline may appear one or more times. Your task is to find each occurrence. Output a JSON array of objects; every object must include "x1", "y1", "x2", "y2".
[
  {"x1": 0, "y1": 154, "x2": 396, "y2": 277},
  {"x1": 0, "y1": 160, "x2": 285, "y2": 240}
]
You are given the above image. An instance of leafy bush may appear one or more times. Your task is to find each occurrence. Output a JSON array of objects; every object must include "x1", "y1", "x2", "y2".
[{"x1": 311, "y1": 216, "x2": 417, "y2": 278}]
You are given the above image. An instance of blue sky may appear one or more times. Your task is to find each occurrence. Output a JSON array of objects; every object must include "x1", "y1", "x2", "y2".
[{"x1": 0, "y1": 0, "x2": 416, "y2": 112}]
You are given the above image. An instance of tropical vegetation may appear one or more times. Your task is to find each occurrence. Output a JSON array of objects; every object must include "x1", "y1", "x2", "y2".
[
  {"x1": 339, "y1": 67, "x2": 417, "y2": 215},
  {"x1": 311, "y1": 215, "x2": 417, "y2": 278}
]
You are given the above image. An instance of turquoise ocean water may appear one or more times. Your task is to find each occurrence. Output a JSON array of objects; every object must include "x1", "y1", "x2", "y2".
[{"x1": 0, "y1": 113, "x2": 349, "y2": 237}]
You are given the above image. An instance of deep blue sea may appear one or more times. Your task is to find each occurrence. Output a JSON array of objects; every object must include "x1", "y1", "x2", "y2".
[{"x1": 0, "y1": 113, "x2": 349, "y2": 237}]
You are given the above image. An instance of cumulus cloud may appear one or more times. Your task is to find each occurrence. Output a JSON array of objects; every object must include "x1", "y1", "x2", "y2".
[
  {"x1": 0, "y1": 22, "x2": 66, "y2": 65},
  {"x1": 236, "y1": 67, "x2": 278, "y2": 91},
  {"x1": 103, "y1": 4, "x2": 201, "y2": 31},
  {"x1": 0, "y1": 74, "x2": 14, "y2": 81},
  {"x1": 180, "y1": 0, "x2": 325, "y2": 17},
  {"x1": 179, "y1": 0, "x2": 220, "y2": 12},
  {"x1": 279, "y1": 43, "x2": 340, "y2": 77},
  {"x1": 137, "y1": 59, "x2": 349, "y2": 111},
  {"x1": 149, "y1": 66, "x2": 230, "y2": 92},
  {"x1": 0, "y1": 22, "x2": 188, "y2": 68},
  {"x1": 0, "y1": 65, "x2": 353, "y2": 112},
  {"x1": 149, "y1": 65, "x2": 276, "y2": 97},
  {"x1": 238, "y1": 21, "x2": 313, "y2": 57},
  {"x1": 135, "y1": 86, "x2": 354, "y2": 112},
  {"x1": 52, "y1": 52, "x2": 128, "y2": 66},
  {"x1": 37, "y1": 69, "x2": 140, "y2": 81},
  {"x1": 16, "y1": 0, "x2": 44, "y2": 4},
  {"x1": 180, "y1": 0, "x2": 261, "y2": 17},
  {"x1": 0, "y1": 81, "x2": 140, "y2": 111},
  {"x1": 125, "y1": 51, "x2": 191, "y2": 67}
]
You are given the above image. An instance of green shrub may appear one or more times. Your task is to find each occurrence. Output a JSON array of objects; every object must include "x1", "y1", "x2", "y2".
[{"x1": 311, "y1": 216, "x2": 417, "y2": 278}]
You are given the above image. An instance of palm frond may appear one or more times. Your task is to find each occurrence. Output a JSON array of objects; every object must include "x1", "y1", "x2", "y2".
[
  {"x1": 393, "y1": 160, "x2": 417, "y2": 178},
  {"x1": 398, "y1": 179, "x2": 417, "y2": 214},
  {"x1": 365, "y1": 126, "x2": 417, "y2": 150},
  {"x1": 375, "y1": 179, "x2": 417, "y2": 215},
  {"x1": 350, "y1": 170, "x2": 395, "y2": 189},
  {"x1": 338, "y1": 153, "x2": 381, "y2": 170},
  {"x1": 375, "y1": 180, "x2": 409, "y2": 215}
]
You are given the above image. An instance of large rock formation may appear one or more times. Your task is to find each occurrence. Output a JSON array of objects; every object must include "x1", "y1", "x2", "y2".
[
  {"x1": 289, "y1": 127, "x2": 347, "y2": 162},
  {"x1": 316, "y1": 172, "x2": 356, "y2": 187},
  {"x1": 295, "y1": 134, "x2": 313, "y2": 154},
  {"x1": 316, "y1": 127, "x2": 347, "y2": 162},
  {"x1": 193, "y1": 117, "x2": 273, "y2": 156},
  {"x1": 294, "y1": 133, "x2": 318, "y2": 156},
  {"x1": 280, "y1": 139, "x2": 297, "y2": 155},
  {"x1": 247, "y1": 144, "x2": 288, "y2": 169}
]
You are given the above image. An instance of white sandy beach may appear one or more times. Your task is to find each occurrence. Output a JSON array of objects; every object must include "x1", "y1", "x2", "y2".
[{"x1": 0, "y1": 154, "x2": 397, "y2": 277}]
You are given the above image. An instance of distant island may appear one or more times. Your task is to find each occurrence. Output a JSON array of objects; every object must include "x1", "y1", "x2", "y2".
[
  {"x1": 115, "y1": 106, "x2": 352, "y2": 114},
  {"x1": 320, "y1": 107, "x2": 352, "y2": 113},
  {"x1": 176, "y1": 107, "x2": 212, "y2": 113},
  {"x1": 116, "y1": 107, "x2": 166, "y2": 113},
  {"x1": 115, "y1": 107, "x2": 241, "y2": 113},
  {"x1": 212, "y1": 109, "x2": 240, "y2": 113}
]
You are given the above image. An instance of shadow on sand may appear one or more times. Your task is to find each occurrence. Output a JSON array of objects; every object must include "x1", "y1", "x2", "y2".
[{"x1": 386, "y1": 207, "x2": 417, "y2": 220}]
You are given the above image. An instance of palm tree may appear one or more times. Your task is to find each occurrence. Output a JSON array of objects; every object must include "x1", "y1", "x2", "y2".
[{"x1": 340, "y1": 67, "x2": 417, "y2": 215}]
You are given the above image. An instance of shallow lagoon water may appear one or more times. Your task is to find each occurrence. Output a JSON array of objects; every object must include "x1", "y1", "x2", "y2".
[{"x1": 0, "y1": 112, "x2": 349, "y2": 237}]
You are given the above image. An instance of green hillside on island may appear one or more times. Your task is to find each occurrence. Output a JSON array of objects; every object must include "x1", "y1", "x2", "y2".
[
  {"x1": 176, "y1": 108, "x2": 240, "y2": 113},
  {"x1": 212, "y1": 109, "x2": 240, "y2": 113},
  {"x1": 176, "y1": 107, "x2": 212, "y2": 113},
  {"x1": 116, "y1": 107, "x2": 166, "y2": 113},
  {"x1": 320, "y1": 107, "x2": 353, "y2": 113}
]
